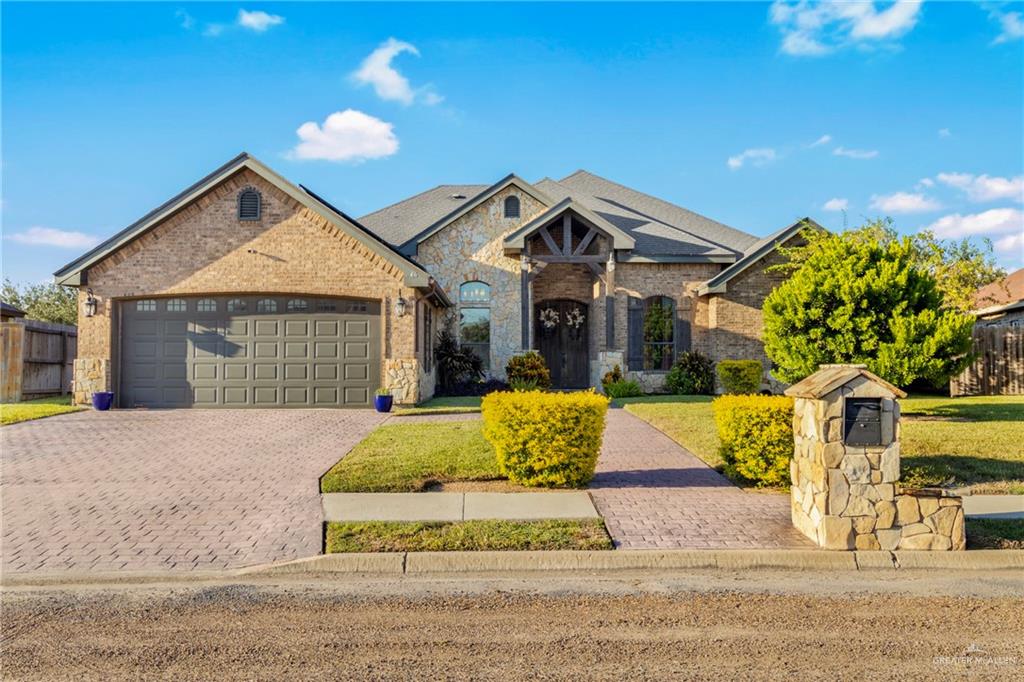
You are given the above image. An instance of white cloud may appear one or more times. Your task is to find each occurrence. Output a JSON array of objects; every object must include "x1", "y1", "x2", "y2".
[
  {"x1": 823, "y1": 198, "x2": 849, "y2": 211},
  {"x1": 6, "y1": 226, "x2": 101, "y2": 249},
  {"x1": 237, "y1": 9, "x2": 284, "y2": 32},
  {"x1": 203, "y1": 23, "x2": 225, "y2": 37},
  {"x1": 870, "y1": 192, "x2": 942, "y2": 214},
  {"x1": 352, "y1": 37, "x2": 441, "y2": 106},
  {"x1": 926, "y1": 208, "x2": 1023, "y2": 239},
  {"x1": 809, "y1": 134, "x2": 832, "y2": 147},
  {"x1": 988, "y1": 7, "x2": 1024, "y2": 44},
  {"x1": 917, "y1": 177, "x2": 935, "y2": 188},
  {"x1": 833, "y1": 146, "x2": 879, "y2": 160},
  {"x1": 938, "y1": 128, "x2": 951, "y2": 138},
  {"x1": 727, "y1": 148, "x2": 777, "y2": 170},
  {"x1": 935, "y1": 172, "x2": 1024, "y2": 203},
  {"x1": 176, "y1": 9, "x2": 195, "y2": 30},
  {"x1": 289, "y1": 109, "x2": 399, "y2": 163},
  {"x1": 994, "y1": 230, "x2": 1024, "y2": 258},
  {"x1": 769, "y1": 0, "x2": 923, "y2": 57}
]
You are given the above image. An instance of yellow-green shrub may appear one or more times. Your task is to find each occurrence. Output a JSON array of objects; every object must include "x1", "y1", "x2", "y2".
[
  {"x1": 481, "y1": 390, "x2": 609, "y2": 487},
  {"x1": 712, "y1": 395, "x2": 794, "y2": 487},
  {"x1": 716, "y1": 359, "x2": 763, "y2": 394}
]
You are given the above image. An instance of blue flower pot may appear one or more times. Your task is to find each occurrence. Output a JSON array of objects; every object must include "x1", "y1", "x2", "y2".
[
  {"x1": 91, "y1": 391, "x2": 114, "y2": 411},
  {"x1": 374, "y1": 394, "x2": 393, "y2": 413}
]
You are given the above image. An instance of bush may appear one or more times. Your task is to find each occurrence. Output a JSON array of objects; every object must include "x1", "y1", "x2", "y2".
[
  {"x1": 436, "y1": 379, "x2": 507, "y2": 398},
  {"x1": 713, "y1": 395, "x2": 794, "y2": 487},
  {"x1": 665, "y1": 351, "x2": 714, "y2": 395},
  {"x1": 481, "y1": 390, "x2": 609, "y2": 487},
  {"x1": 601, "y1": 364, "x2": 624, "y2": 391},
  {"x1": 434, "y1": 329, "x2": 484, "y2": 392},
  {"x1": 716, "y1": 360, "x2": 763, "y2": 394},
  {"x1": 603, "y1": 380, "x2": 642, "y2": 399},
  {"x1": 505, "y1": 351, "x2": 551, "y2": 389},
  {"x1": 509, "y1": 377, "x2": 541, "y2": 392}
]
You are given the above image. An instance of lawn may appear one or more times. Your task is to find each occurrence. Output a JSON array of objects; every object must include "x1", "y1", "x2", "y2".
[
  {"x1": 320, "y1": 420, "x2": 499, "y2": 492},
  {"x1": 619, "y1": 394, "x2": 1024, "y2": 494},
  {"x1": 0, "y1": 395, "x2": 83, "y2": 426},
  {"x1": 393, "y1": 396, "x2": 483, "y2": 416},
  {"x1": 325, "y1": 519, "x2": 613, "y2": 552},
  {"x1": 966, "y1": 519, "x2": 1024, "y2": 550}
]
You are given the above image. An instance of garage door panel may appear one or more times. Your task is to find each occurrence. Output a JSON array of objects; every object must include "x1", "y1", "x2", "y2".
[{"x1": 122, "y1": 296, "x2": 379, "y2": 408}]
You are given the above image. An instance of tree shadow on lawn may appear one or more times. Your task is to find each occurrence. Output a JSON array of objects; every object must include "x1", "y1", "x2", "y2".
[
  {"x1": 901, "y1": 455, "x2": 1024, "y2": 490},
  {"x1": 589, "y1": 467, "x2": 736, "y2": 489},
  {"x1": 901, "y1": 401, "x2": 1024, "y2": 423}
]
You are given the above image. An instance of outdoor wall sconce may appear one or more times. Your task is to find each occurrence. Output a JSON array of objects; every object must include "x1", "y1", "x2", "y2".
[
  {"x1": 84, "y1": 288, "x2": 98, "y2": 318},
  {"x1": 393, "y1": 294, "x2": 408, "y2": 318}
]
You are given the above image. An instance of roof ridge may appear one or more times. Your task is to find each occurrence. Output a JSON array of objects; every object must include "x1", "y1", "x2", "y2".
[{"x1": 359, "y1": 183, "x2": 483, "y2": 221}]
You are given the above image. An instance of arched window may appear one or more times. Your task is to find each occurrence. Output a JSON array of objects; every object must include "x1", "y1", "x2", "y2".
[
  {"x1": 256, "y1": 298, "x2": 277, "y2": 313},
  {"x1": 227, "y1": 298, "x2": 247, "y2": 313},
  {"x1": 459, "y1": 281, "x2": 491, "y2": 369},
  {"x1": 642, "y1": 296, "x2": 675, "y2": 371},
  {"x1": 166, "y1": 298, "x2": 187, "y2": 312},
  {"x1": 503, "y1": 195, "x2": 520, "y2": 219},
  {"x1": 287, "y1": 299, "x2": 308, "y2": 312},
  {"x1": 135, "y1": 299, "x2": 156, "y2": 312},
  {"x1": 237, "y1": 187, "x2": 261, "y2": 221},
  {"x1": 197, "y1": 298, "x2": 217, "y2": 312}
]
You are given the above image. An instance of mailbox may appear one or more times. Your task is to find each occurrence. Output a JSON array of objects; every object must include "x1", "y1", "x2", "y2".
[{"x1": 844, "y1": 397, "x2": 882, "y2": 446}]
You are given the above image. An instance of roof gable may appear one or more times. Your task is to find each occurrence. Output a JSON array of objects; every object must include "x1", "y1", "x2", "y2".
[
  {"x1": 501, "y1": 197, "x2": 636, "y2": 252},
  {"x1": 785, "y1": 364, "x2": 906, "y2": 399},
  {"x1": 53, "y1": 154, "x2": 432, "y2": 288}
]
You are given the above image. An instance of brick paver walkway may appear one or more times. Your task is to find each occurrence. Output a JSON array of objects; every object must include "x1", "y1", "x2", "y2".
[
  {"x1": 590, "y1": 409, "x2": 811, "y2": 549},
  {"x1": 1, "y1": 409, "x2": 384, "y2": 576}
]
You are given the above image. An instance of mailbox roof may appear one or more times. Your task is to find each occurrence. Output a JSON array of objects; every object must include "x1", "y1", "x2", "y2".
[{"x1": 784, "y1": 365, "x2": 906, "y2": 399}]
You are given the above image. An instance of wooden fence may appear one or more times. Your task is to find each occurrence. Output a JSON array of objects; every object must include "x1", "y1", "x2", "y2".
[
  {"x1": 1, "y1": 319, "x2": 77, "y2": 402},
  {"x1": 950, "y1": 323, "x2": 1023, "y2": 396}
]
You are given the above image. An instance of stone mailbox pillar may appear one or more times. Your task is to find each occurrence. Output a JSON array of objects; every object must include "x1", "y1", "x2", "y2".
[{"x1": 786, "y1": 364, "x2": 965, "y2": 551}]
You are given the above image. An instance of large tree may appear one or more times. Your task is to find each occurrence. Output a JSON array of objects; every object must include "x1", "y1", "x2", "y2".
[
  {"x1": 763, "y1": 223, "x2": 983, "y2": 387},
  {"x1": 2, "y1": 279, "x2": 78, "y2": 325}
]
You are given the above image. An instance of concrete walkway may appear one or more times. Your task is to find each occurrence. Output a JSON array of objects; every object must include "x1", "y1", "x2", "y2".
[
  {"x1": 322, "y1": 492, "x2": 598, "y2": 522},
  {"x1": 590, "y1": 409, "x2": 811, "y2": 550},
  {"x1": 962, "y1": 495, "x2": 1024, "y2": 520}
]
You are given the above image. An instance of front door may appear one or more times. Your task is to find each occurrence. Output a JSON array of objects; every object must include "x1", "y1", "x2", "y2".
[{"x1": 535, "y1": 299, "x2": 589, "y2": 389}]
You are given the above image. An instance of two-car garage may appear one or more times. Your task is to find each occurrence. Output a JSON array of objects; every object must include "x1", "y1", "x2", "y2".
[{"x1": 119, "y1": 295, "x2": 380, "y2": 408}]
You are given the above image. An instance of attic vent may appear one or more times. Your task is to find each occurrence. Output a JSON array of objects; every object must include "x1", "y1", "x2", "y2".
[
  {"x1": 449, "y1": 193, "x2": 467, "y2": 200},
  {"x1": 237, "y1": 188, "x2": 261, "y2": 221}
]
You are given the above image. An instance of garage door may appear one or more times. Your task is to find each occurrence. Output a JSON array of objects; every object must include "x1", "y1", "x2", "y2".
[{"x1": 120, "y1": 295, "x2": 380, "y2": 408}]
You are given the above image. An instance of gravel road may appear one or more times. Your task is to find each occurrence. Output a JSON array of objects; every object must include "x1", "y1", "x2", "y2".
[{"x1": 3, "y1": 570, "x2": 1022, "y2": 680}]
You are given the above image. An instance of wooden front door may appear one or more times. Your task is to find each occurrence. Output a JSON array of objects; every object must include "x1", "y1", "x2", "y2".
[{"x1": 535, "y1": 299, "x2": 589, "y2": 389}]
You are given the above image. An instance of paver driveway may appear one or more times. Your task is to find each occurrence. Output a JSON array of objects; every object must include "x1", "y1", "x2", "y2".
[
  {"x1": 2, "y1": 409, "x2": 384, "y2": 576},
  {"x1": 590, "y1": 409, "x2": 811, "y2": 549}
]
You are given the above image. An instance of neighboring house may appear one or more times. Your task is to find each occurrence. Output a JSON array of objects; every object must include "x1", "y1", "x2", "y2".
[
  {"x1": 1, "y1": 301, "x2": 27, "y2": 322},
  {"x1": 951, "y1": 268, "x2": 1024, "y2": 396},
  {"x1": 55, "y1": 153, "x2": 811, "y2": 408}
]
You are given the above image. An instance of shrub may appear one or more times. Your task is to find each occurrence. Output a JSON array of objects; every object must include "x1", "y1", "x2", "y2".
[
  {"x1": 713, "y1": 395, "x2": 794, "y2": 487},
  {"x1": 505, "y1": 351, "x2": 551, "y2": 389},
  {"x1": 481, "y1": 390, "x2": 609, "y2": 487},
  {"x1": 665, "y1": 351, "x2": 714, "y2": 395},
  {"x1": 603, "y1": 380, "x2": 642, "y2": 399},
  {"x1": 601, "y1": 364, "x2": 624, "y2": 390},
  {"x1": 434, "y1": 329, "x2": 483, "y2": 392},
  {"x1": 509, "y1": 377, "x2": 541, "y2": 392},
  {"x1": 716, "y1": 360, "x2": 763, "y2": 394},
  {"x1": 437, "y1": 379, "x2": 508, "y2": 397}
]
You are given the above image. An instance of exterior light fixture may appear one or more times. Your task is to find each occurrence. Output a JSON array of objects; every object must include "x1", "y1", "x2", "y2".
[
  {"x1": 394, "y1": 294, "x2": 408, "y2": 318},
  {"x1": 84, "y1": 289, "x2": 98, "y2": 318}
]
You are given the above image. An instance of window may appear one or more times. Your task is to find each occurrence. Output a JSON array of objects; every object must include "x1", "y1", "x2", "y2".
[
  {"x1": 316, "y1": 300, "x2": 337, "y2": 312},
  {"x1": 256, "y1": 298, "x2": 277, "y2": 313},
  {"x1": 135, "y1": 299, "x2": 156, "y2": 312},
  {"x1": 459, "y1": 281, "x2": 490, "y2": 368},
  {"x1": 166, "y1": 298, "x2": 187, "y2": 312},
  {"x1": 287, "y1": 299, "x2": 308, "y2": 312},
  {"x1": 642, "y1": 296, "x2": 675, "y2": 371},
  {"x1": 504, "y1": 195, "x2": 520, "y2": 219},
  {"x1": 237, "y1": 188, "x2": 261, "y2": 221},
  {"x1": 227, "y1": 298, "x2": 247, "y2": 312},
  {"x1": 197, "y1": 298, "x2": 217, "y2": 312}
]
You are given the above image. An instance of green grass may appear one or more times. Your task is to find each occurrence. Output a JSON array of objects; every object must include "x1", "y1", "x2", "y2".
[
  {"x1": 618, "y1": 393, "x2": 1024, "y2": 494},
  {"x1": 0, "y1": 395, "x2": 83, "y2": 426},
  {"x1": 393, "y1": 396, "x2": 483, "y2": 416},
  {"x1": 966, "y1": 519, "x2": 1024, "y2": 550},
  {"x1": 325, "y1": 519, "x2": 613, "y2": 552},
  {"x1": 320, "y1": 420, "x2": 499, "y2": 492}
]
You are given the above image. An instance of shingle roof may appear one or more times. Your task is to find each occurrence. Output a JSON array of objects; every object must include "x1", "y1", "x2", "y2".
[
  {"x1": 357, "y1": 169, "x2": 759, "y2": 260},
  {"x1": 359, "y1": 184, "x2": 488, "y2": 248},
  {"x1": 784, "y1": 364, "x2": 905, "y2": 399},
  {"x1": 696, "y1": 218, "x2": 821, "y2": 295},
  {"x1": 973, "y1": 268, "x2": 1024, "y2": 309}
]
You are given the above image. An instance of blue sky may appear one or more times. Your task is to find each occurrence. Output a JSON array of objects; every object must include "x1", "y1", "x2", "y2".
[{"x1": 3, "y1": 1, "x2": 1022, "y2": 285}]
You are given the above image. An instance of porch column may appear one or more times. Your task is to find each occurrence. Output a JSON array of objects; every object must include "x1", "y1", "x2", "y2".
[
  {"x1": 605, "y1": 251, "x2": 616, "y2": 348},
  {"x1": 520, "y1": 254, "x2": 531, "y2": 349}
]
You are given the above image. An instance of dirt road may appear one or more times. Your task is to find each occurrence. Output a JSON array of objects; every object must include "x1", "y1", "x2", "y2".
[{"x1": 3, "y1": 570, "x2": 1022, "y2": 680}]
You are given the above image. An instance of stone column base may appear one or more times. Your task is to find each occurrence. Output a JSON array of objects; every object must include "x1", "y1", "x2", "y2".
[
  {"x1": 384, "y1": 358, "x2": 420, "y2": 405},
  {"x1": 72, "y1": 358, "x2": 111, "y2": 406}
]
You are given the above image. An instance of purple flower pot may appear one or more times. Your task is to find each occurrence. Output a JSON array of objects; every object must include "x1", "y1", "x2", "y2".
[
  {"x1": 374, "y1": 394, "x2": 393, "y2": 413},
  {"x1": 91, "y1": 391, "x2": 114, "y2": 411}
]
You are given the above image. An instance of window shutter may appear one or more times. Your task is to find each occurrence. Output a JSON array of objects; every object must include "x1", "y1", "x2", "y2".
[
  {"x1": 675, "y1": 314, "x2": 692, "y2": 357},
  {"x1": 627, "y1": 296, "x2": 643, "y2": 371}
]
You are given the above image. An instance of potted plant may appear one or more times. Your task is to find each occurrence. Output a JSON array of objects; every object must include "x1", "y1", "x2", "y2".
[
  {"x1": 373, "y1": 388, "x2": 393, "y2": 413},
  {"x1": 91, "y1": 391, "x2": 115, "y2": 411}
]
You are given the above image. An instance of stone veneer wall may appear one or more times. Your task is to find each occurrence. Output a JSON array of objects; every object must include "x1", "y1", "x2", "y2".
[
  {"x1": 791, "y1": 379, "x2": 965, "y2": 551},
  {"x1": 415, "y1": 186, "x2": 548, "y2": 380},
  {"x1": 73, "y1": 168, "x2": 420, "y2": 405}
]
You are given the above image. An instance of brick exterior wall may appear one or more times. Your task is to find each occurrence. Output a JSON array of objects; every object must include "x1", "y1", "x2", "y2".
[{"x1": 73, "y1": 168, "x2": 427, "y2": 404}]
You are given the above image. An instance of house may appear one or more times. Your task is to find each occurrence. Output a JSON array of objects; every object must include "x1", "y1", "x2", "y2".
[
  {"x1": 55, "y1": 153, "x2": 811, "y2": 408},
  {"x1": 950, "y1": 268, "x2": 1024, "y2": 396},
  {"x1": 1, "y1": 301, "x2": 27, "y2": 322}
]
